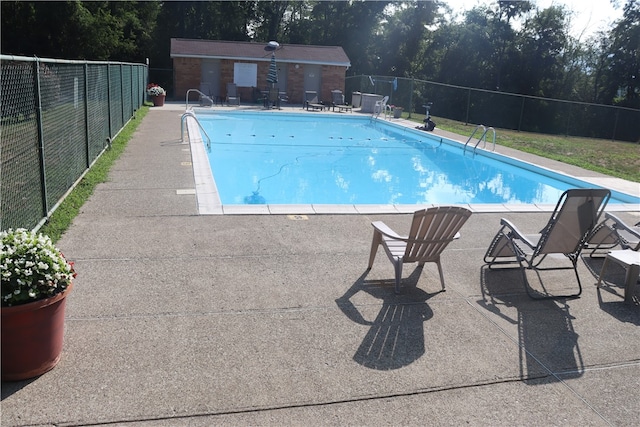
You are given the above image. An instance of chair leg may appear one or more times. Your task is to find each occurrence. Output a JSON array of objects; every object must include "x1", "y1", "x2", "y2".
[
  {"x1": 435, "y1": 259, "x2": 446, "y2": 291},
  {"x1": 596, "y1": 256, "x2": 610, "y2": 287},
  {"x1": 368, "y1": 230, "x2": 381, "y2": 269},
  {"x1": 394, "y1": 259, "x2": 403, "y2": 294},
  {"x1": 521, "y1": 259, "x2": 583, "y2": 299}
]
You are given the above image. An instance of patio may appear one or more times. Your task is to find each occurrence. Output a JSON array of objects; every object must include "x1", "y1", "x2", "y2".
[{"x1": 1, "y1": 102, "x2": 638, "y2": 426}]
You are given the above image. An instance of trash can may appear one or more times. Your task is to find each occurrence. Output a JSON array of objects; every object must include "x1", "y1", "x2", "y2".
[{"x1": 351, "y1": 91, "x2": 362, "y2": 108}]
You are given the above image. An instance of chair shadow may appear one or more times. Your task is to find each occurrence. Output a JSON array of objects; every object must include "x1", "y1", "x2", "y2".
[
  {"x1": 581, "y1": 255, "x2": 640, "y2": 323},
  {"x1": 336, "y1": 266, "x2": 440, "y2": 370},
  {"x1": 478, "y1": 265, "x2": 583, "y2": 383}
]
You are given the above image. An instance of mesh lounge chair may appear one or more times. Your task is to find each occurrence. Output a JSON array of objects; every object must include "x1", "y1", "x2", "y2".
[
  {"x1": 305, "y1": 90, "x2": 324, "y2": 111},
  {"x1": 368, "y1": 206, "x2": 472, "y2": 294},
  {"x1": 484, "y1": 188, "x2": 611, "y2": 299},
  {"x1": 226, "y1": 83, "x2": 240, "y2": 106},
  {"x1": 587, "y1": 212, "x2": 640, "y2": 256},
  {"x1": 264, "y1": 87, "x2": 281, "y2": 109},
  {"x1": 199, "y1": 83, "x2": 218, "y2": 106},
  {"x1": 331, "y1": 89, "x2": 352, "y2": 112}
]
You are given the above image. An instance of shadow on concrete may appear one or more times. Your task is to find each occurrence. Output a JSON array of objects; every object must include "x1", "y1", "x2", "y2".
[
  {"x1": 478, "y1": 265, "x2": 584, "y2": 383},
  {"x1": 1, "y1": 376, "x2": 37, "y2": 400},
  {"x1": 335, "y1": 267, "x2": 441, "y2": 370}
]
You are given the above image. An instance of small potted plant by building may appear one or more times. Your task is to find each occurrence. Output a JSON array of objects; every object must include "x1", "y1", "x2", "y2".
[
  {"x1": 1, "y1": 228, "x2": 76, "y2": 381},
  {"x1": 147, "y1": 83, "x2": 166, "y2": 106}
]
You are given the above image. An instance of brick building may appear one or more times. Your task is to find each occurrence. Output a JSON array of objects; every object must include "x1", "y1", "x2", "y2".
[{"x1": 170, "y1": 38, "x2": 351, "y2": 104}]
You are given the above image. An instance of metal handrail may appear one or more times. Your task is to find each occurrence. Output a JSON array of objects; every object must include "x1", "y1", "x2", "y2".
[
  {"x1": 464, "y1": 125, "x2": 486, "y2": 154},
  {"x1": 476, "y1": 126, "x2": 496, "y2": 153},
  {"x1": 464, "y1": 124, "x2": 496, "y2": 154},
  {"x1": 185, "y1": 89, "x2": 213, "y2": 110},
  {"x1": 181, "y1": 111, "x2": 211, "y2": 149}
]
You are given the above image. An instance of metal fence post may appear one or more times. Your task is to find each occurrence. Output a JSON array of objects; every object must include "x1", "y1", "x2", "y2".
[
  {"x1": 465, "y1": 89, "x2": 471, "y2": 125},
  {"x1": 121, "y1": 64, "x2": 125, "y2": 126},
  {"x1": 84, "y1": 62, "x2": 90, "y2": 167},
  {"x1": 107, "y1": 64, "x2": 113, "y2": 139},
  {"x1": 518, "y1": 97, "x2": 525, "y2": 132},
  {"x1": 130, "y1": 65, "x2": 135, "y2": 116},
  {"x1": 408, "y1": 78, "x2": 413, "y2": 119},
  {"x1": 33, "y1": 58, "x2": 49, "y2": 218},
  {"x1": 612, "y1": 109, "x2": 619, "y2": 141}
]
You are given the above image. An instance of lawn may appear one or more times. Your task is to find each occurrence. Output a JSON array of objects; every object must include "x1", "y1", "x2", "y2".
[{"x1": 407, "y1": 114, "x2": 640, "y2": 183}]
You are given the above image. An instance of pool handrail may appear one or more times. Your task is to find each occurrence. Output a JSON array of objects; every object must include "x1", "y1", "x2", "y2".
[
  {"x1": 181, "y1": 111, "x2": 212, "y2": 149},
  {"x1": 473, "y1": 126, "x2": 496, "y2": 154},
  {"x1": 185, "y1": 89, "x2": 213, "y2": 111},
  {"x1": 464, "y1": 125, "x2": 496, "y2": 155}
]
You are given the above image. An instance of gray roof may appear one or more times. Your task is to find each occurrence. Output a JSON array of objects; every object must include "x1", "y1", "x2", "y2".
[{"x1": 170, "y1": 38, "x2": 351, "y2": 67}]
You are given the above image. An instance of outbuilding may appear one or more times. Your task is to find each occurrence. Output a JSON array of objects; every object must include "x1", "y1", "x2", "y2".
[{"x1": 170, "y1": 38, "x2": 351, "y2": 104}]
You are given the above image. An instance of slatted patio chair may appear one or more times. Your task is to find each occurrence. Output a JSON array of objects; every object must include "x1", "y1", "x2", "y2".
[
  {"x1": 484, "y1": 188, "x2": 611, "y2": 299},
  {"x1": 373, "y1": 95, "x2": 391, "y2": 119},
  {"x1": 368, "y1": 206, "x2": 472, "y2": 294}
]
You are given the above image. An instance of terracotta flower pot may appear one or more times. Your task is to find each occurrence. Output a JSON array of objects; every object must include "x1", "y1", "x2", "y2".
[
  {"x1": 152, "y1": 94, "x2": 165, "y2": 107},
  {"x1": 1, "y1": 283, "x2": 73, "y2": 381}
]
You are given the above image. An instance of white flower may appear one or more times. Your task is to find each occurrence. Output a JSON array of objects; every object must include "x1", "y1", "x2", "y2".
[{"x1": 1, "y1": 228, "x2": 75, "y2": 307}]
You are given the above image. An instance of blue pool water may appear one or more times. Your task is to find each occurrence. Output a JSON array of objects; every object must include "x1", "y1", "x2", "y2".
[{"x1": 197, "y1": 111, "x2": 636, "y2": 206}]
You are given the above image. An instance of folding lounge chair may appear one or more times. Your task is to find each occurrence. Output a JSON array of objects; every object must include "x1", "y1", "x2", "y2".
[
  {"x1": 587, "y1": 212, "x2": 640, "y2": 256},
  {"x1": 264, "y1": 87, "x2": 280, "y2": 109},
  {"x1": 331, "y1": 90, "x2": 352, "y2": 112},
  {"x1": 484, "y1": 188, "x2": 611, "y2": 299},
  {"x1": 226, "y1": 83, "x2": 240, "y2": 106},
  {"x1": 305, "y1": 91, "x2": 324, "y2": 111},
  {"x1": 368, "y1": 206, "x2": 472, "y2": 294}
]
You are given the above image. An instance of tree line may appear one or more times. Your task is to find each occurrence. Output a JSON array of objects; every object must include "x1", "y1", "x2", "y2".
[{"x1": 2, "y1": 0, "x2": 638, "y2": 109}]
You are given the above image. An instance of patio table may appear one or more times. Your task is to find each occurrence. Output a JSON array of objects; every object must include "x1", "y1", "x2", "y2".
[{"x1": 597, "y1": 249, "x2": 640, "y2": 303}]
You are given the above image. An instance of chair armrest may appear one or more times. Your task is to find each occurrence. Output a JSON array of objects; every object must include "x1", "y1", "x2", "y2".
[
  {"x1": 606, "y1": 212, "x2": 640, "y2": 240},
  {"x1": 371, "y1": 221, "x2": 405, "y2": 240},
  {"x1": 499, "y1": 218, "x2": 536, "y2": 249}
]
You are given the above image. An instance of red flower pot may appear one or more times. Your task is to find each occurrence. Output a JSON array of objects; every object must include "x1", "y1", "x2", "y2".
[
  {"x1": 152, "y1": 94, "x2": 165, "y2": 107},
  {"x1": 1, "y1": 283, "x2": 72, "y2": 381}
]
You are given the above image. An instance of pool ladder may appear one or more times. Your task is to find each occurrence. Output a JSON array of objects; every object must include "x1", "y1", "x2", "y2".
[
  {"x1": 463, "y1": 125, "x2": 496, "y2": 155},
  {"x1": 185, "y1": 89, "x2": 213, "y2": 110},
  {"x1": 181, "y1": 111, "x2": 211, "y2": 149}
]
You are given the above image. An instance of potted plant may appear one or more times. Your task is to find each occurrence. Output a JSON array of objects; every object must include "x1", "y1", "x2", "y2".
[
  {"x1": 147, "y1": 83, "x2": 166, "y2": 106},
  {"x1": 1, "y1": 228, "x2": 76, "y2": 381},
  {"x1": 392, "y1": 105, "x2": 403, "y2": 118}
]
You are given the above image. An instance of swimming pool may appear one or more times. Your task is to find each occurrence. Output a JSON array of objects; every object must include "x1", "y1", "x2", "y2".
[{"x1": 189, "y1": 110, "x2": 638, "y2": 212}]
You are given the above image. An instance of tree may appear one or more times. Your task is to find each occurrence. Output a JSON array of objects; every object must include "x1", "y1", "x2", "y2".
[
  {"x1": 377, "y1": 1, "x2": 438, "y2": 77},
  {"x1": 513, "y1": 5, "x2": 571, "y2": 97},
  {"x1": 601, "y1": 0, "x2": 640, "y2": 107},
  {"x1": 1, "y1": 1, "x2": 160, "y2": 61}
]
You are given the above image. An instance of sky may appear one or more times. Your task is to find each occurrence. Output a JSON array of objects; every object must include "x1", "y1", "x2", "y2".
[{"x1": 443, "y1": 0, "x2": 624, "y2": 39}]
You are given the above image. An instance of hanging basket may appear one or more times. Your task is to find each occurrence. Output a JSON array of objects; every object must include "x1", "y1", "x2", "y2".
[{"x1": 1, "y1": 283, "x2": 73, "y2": 381}]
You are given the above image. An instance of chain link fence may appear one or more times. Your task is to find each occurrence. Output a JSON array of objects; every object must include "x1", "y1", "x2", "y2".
[
  {"x1": 346, "y1": 75, "x2": 640, "y2": 143},
  {"x1": 1, "y1": 55, "x2": 147, "y2": 231}
]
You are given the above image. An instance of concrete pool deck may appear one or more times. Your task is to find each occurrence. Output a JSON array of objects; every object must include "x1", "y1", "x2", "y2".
[{"x1": 1, "y1": 101, "x2": 639, "y2": 426}]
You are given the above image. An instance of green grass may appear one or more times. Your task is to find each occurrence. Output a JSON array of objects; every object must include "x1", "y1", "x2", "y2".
[
  {"x1": 405, "y1": 113, "x2": 640, "y2": 183},
  {"x1": 39, "y1": 105, "x2": 150, "y2": 242}
]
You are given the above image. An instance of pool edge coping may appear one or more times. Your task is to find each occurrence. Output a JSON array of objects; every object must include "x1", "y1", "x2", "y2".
[{"x1": 185, "y1": 108, "x2": 640, "y2": 215}]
